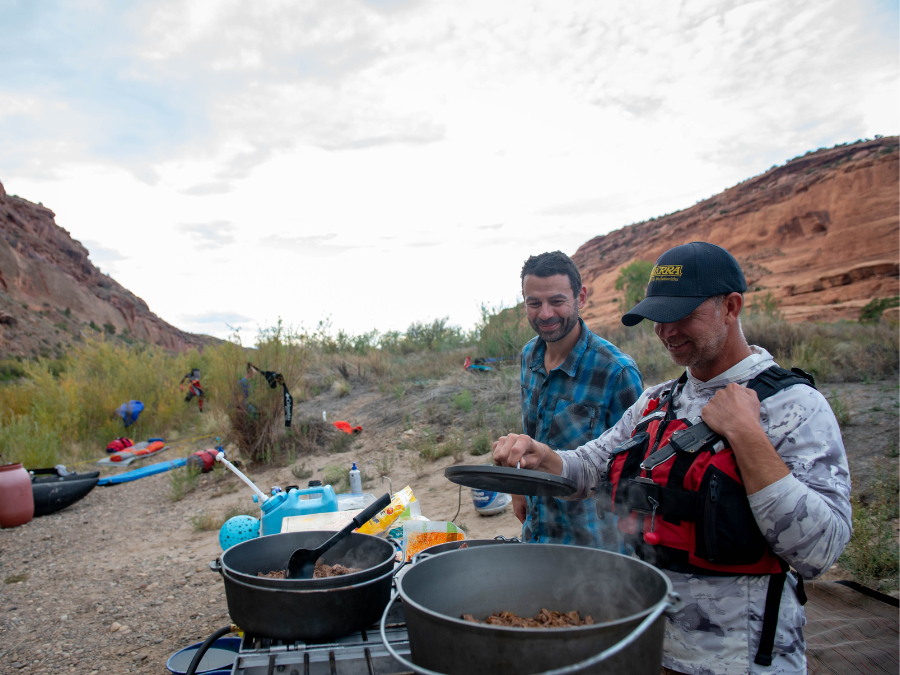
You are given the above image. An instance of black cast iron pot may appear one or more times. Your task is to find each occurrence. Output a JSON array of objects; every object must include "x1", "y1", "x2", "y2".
[
  {"x1": 220, "y1": 530, "x2": 396, "y2": 589},
  {"x1": 211, "y1": 558, "x2": 395, "y2": 642},
  {"x1": 382, "y1": 544, "x2": 681, "y2": 675}
]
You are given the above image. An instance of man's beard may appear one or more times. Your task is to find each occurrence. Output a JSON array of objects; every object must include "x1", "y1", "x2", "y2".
[
  {"x1": 664, "y1": 322, "x2": 729, "y2": 371},
  {"x1": 529, "y1": 311, "x2": 579, "y2": 343}
]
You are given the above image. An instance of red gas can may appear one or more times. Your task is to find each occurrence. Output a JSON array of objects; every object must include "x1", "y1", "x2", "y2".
[{"x1": 0, "y1": 463, "x2": 35, "y2": 528}]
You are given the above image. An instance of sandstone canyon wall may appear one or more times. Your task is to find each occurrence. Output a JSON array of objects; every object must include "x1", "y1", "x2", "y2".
[
  {"x1": 0, "y1": 181, "x2": 211, "y2": 359},
  {"x1": 573, "y1": 137, "x2": 899, "y2": 328}
]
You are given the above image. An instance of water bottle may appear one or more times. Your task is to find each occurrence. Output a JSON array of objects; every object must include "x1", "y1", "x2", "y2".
[{"x1": 349, "y1": 462, "x2": 362, "y2": 495}]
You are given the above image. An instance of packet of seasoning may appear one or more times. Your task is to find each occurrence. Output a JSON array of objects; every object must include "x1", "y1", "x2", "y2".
[
  {"x1": 402, "y1": 521, "x2": 466, "y2": 561},
  {"x1": 356, "y1": 485, "x2": 415, "y2": 537}
]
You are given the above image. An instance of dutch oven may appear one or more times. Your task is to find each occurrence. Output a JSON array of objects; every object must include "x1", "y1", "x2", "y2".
[
  {"x1": 381, "y1": 543, "x2": 682, "y2": 675},
  {"x1": 213, "y1": 559, "x2": 394, "y2": 641},
  {"x1": 219, "y1": 529, "x2": 396, "y2": 589}
]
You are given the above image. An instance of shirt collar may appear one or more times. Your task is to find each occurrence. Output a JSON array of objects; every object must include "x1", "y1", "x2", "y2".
[
  {"x1": 686, "y1": 346, "x2": 775, "y2": 388},
  {"x1": 529, "y1": 318, "x2": 591, "y2": 377}
]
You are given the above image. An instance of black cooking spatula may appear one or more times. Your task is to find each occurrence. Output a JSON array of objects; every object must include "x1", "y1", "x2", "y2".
[{"x1": 286, "y1": 492, "x2": 391, "y2": 579}]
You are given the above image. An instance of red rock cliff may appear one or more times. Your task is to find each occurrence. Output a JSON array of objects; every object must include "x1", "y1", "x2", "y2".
[
  {"x1": 573, "y1": 138, "x2": 899, "y2": 327},
  {"x1": 0, "y1": 181, "x2": 212, "y2": 358}
]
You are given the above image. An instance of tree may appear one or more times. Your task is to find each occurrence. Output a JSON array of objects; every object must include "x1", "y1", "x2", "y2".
[{"x1": 614, "y1": 260, "x2": 654, "y2": 314}]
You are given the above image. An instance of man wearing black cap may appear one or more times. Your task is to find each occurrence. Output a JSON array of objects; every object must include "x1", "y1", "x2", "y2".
[{"x1": 494, "y1": 242, "x2": 851, "y2": 675}]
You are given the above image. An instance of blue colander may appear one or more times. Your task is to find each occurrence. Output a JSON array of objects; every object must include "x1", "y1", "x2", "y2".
[{"x1": 219, "y1": 515, "x2": 260, "y2": 551}]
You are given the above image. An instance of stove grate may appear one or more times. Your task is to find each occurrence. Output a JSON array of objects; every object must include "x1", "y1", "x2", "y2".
[{"x1": 232, "y1": 603, "x2": 412, "y2": 675}]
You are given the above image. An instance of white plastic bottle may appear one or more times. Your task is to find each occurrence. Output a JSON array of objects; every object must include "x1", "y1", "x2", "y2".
[{"x1": 349, "y1": 462, "x2": 362, "y2": 495}]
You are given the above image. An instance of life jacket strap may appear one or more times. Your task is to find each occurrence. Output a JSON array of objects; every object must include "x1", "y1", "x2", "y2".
[{"x1": 754, "y1": 570, "x2": 787, "y2": 666}]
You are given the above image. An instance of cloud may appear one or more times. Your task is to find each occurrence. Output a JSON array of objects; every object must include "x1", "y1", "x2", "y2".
[
  {"x1": 181, "y1": 311, "x2": 253, "y2": 325},
  {"x1": 259, "y1": 232, "x2": 366, "y2": 256},
  {"x1": 476, "y1": 223, "x2": 503, "y2": 231},
  {"x1": 180, "y1": 221, "x2": 235, "y2": 247},
  {"x1": 176, "y1": 310, "x2": 255, "y2": 336},
  {"x1": 181, "y1": 181, "x2": 232, "y2": 195},
  {"x1": 538, "y1": 194, "x2": 633, "y2": 217}
]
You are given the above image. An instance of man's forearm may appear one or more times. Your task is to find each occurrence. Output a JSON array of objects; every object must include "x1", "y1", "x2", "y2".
[{"x1": 728, "y1": 424, "x2": 790, "y2": 495}]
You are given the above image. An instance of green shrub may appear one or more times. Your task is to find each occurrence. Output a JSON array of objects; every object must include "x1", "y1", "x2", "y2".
[
  {"x1": 614, "y1": 260, "x2": 654, "y2": 313},
  {"x1": 859, "y1": 297, "x2": 899, "y2": 323},
  {"x1": 839, "y1": 471, "x2": 899, "y2": 593},
  {"x1": 323, "y1": 464, "x2": 350, "y2": 492},
  {"x1": 453, "y1": 389, "x2": 473, "y2": 413},
  {"x1": 169, "y1": 465, "x2": 202, "y2": 502},
  {"x1": 0, "y1": 415, "x2": 63, "y2": 468},
  {"x1": 291, "y1": 463, "x2": 313, "y2": 480},
  {"x1": 470, "y1": 428, "x2": 492, "y2": 456},
  {"x1": 476, "y1": 303, "x2": 532, "y2": 358},
  {"x1": 826, "y1": 389, "x2": 852, "y2": 426}
]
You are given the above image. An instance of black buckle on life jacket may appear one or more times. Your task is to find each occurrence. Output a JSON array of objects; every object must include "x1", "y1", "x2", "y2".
[
  {"x1": 641, "y1": 442, "x2": 676, "y2": 471},
  {"x1": 669, "y1": 421, "x2": 721, "y2": 454},
  {"x1": 634, "y1": 409, "x2": 666, "y2": 434},
  {"x1": 611, "y1": 431, "x2": 650, "y2": 456},
  {"x1": 626, "y1": 477, "x2": 660, "y2": 514}
]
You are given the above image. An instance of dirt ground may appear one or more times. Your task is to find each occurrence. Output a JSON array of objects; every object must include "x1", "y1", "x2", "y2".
[{"x1": 0, "y1": 377, "x2": 895, "y2": 674}]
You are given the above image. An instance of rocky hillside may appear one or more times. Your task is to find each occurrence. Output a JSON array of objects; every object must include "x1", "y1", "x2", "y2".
[
  {"x1": 574, "y1": 137, "x2": 899, "y2": 327},
  {"x1": 0, "y1": 181, "x2": 211, "y2": 359}
]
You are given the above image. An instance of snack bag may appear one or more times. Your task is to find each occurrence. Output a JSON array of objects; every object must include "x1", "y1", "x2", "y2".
[
  {"x1": 356, "y1": 485, "x2": 415, "y2": 537},
  {"x1": 402, "y1": 521, "x2": 466, "y2": 561}
]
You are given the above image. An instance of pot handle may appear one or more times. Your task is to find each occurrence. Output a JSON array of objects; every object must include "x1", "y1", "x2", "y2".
[
  {"x1": 208, "y1": 558, "x2": 222, "y2": 574},
  {"x1": 379, "y1": 591, "x2": 675, "y2": 675}
]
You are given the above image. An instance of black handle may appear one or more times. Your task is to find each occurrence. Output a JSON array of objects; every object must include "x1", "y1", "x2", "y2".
[
  {"x1": 352, "y1": 492, "x2": 392, "y2": 529},
  {"x1": 208, "y1": 558, "x2": 222, "y2": 573}
]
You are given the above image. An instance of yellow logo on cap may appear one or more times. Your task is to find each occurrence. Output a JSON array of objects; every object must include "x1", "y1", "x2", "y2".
[{"x1": 650, "y1": 265, "x2": 683, "y2": 281}]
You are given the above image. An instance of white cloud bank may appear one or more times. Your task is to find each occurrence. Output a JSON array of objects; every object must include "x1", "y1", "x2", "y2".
[{"x1": 0, "y1": 0, "x2": 896, "y2": 340}]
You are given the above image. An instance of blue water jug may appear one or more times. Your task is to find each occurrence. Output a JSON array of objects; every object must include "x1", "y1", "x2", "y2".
[{"x1": 256, "y1": 484, "x2": 338, "y2": 536}]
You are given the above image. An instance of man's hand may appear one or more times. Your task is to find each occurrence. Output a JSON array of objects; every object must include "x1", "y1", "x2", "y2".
[
  {"x1": 511, "y1": 494, "x2": 527, "y2": 524},
  {"x1": 492, "y1": 433, "x2": 563, "y2": 476},
  {"x1": 702, "y1": 383, "x2": 789, "y2": 495},
  {"x1": 702, "y1": 383, "x2": 762, "y2": 440}
]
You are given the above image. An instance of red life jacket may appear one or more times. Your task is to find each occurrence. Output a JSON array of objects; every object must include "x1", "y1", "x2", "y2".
[
  {"x1": 597, "y1": 365, "x2": 815, "y2": 576},
  {"x1": 105, "y1": 437, "x2": 134, "y2": 454},
  {"x1": 596, "y1": 366, "x2": 816, "y2": 667},
  {"x1": 596, "y1": 366, "x2": 815, "y2": 666}
]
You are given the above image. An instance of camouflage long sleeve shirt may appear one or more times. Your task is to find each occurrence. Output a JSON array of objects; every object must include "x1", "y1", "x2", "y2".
[{"x1": 557, "y1": 348, "x2": 852, "y2": 675}]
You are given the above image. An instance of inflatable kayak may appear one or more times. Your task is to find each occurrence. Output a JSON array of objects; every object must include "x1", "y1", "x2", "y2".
[
  {"x1": 30, "y1": 467, "x2": 100, "y2": 517},
  {"x1": 98, "y1": 458, "x2": 187, "y2": 486},
  {"x1": 97, "y1": 440, "x2": 167, "y2": 467}
]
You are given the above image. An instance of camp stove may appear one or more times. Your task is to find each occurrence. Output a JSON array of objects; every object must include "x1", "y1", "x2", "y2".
[{"x1": 231, "y1": 600, "x2": 412, "y2": 675}]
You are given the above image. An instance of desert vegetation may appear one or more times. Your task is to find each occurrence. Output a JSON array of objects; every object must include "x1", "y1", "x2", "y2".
[{"x1": 0, "y1": 284, "x2": 896, "y2": 592}]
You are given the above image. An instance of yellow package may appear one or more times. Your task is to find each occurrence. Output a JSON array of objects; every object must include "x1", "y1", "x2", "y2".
[{"x1": 357, "y1": 486, "x2": 415, "y2": 537}]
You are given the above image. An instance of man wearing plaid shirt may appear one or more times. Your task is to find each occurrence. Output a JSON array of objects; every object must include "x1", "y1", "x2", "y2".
[{"x1": 516, "y1": 251, "x2": 643, "y2": 550}]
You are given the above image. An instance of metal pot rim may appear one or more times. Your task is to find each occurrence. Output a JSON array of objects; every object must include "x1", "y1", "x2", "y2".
[
  {"x1": 397, "y1": 544, "x2": 674, "y2": 634},
  {"x1": 220, "y1": 531, "x2": 396, "y2": 588},
  {"x1": 221, "y1": 564, "x2": 395, "y2": 595}
]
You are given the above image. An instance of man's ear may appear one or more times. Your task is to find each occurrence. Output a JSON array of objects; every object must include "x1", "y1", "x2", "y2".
[
  {"x1": 577, "y1": 285, "x2": 588, "y2": 310},
  {"x1": 724, "y1": 292, "x2": 744, "y2": 322}
]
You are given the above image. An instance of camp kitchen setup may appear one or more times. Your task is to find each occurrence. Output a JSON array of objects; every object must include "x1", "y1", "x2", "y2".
[{"x1": 167, "y1": 453, "x2": 680, "y2": 675}]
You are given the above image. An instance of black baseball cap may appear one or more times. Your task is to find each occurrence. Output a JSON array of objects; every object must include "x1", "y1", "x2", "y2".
[{"x1": 621, "y1": 242, "x2": 747, "y2": 326}]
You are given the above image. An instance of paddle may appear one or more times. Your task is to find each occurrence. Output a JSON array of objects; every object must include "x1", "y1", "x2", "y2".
[{"x1": 286, "y1": 492, "x2": 392, "y2": 579}]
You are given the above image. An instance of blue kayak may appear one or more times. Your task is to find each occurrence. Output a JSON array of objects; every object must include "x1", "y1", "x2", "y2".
[{"x1": 99, "y1": 458, "x2": 187, "y2": 486}]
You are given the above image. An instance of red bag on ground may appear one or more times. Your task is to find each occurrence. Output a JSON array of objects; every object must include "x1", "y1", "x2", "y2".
[
  {"x1": 186, "y1": 448, "x2": 219, "y2": 473},
  {"x1": 333, "y1": 421, "x2": 363, "y2": 435},
  {"x1": 106, "y1": 437, "x2": 134, "y2": 454}
]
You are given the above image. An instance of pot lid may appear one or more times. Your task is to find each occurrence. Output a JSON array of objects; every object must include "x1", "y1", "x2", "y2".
[{"x1": 444, "y1": 465, "x2": 576, "y2": 498}]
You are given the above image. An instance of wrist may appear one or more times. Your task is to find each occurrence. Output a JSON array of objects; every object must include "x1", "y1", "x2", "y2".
[{"x1": 540, "y1": 446, "x2": 563, "y2": 476}]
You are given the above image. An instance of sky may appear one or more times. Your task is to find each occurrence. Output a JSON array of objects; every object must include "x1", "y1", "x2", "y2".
[{"x1": 0, "y1": 0, "x2": 897, "y2": 341}]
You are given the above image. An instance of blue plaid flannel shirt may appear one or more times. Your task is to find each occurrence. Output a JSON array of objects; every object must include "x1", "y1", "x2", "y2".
[{"x1": 521, "y1": 319, "x2": 643, "y2": 550}]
